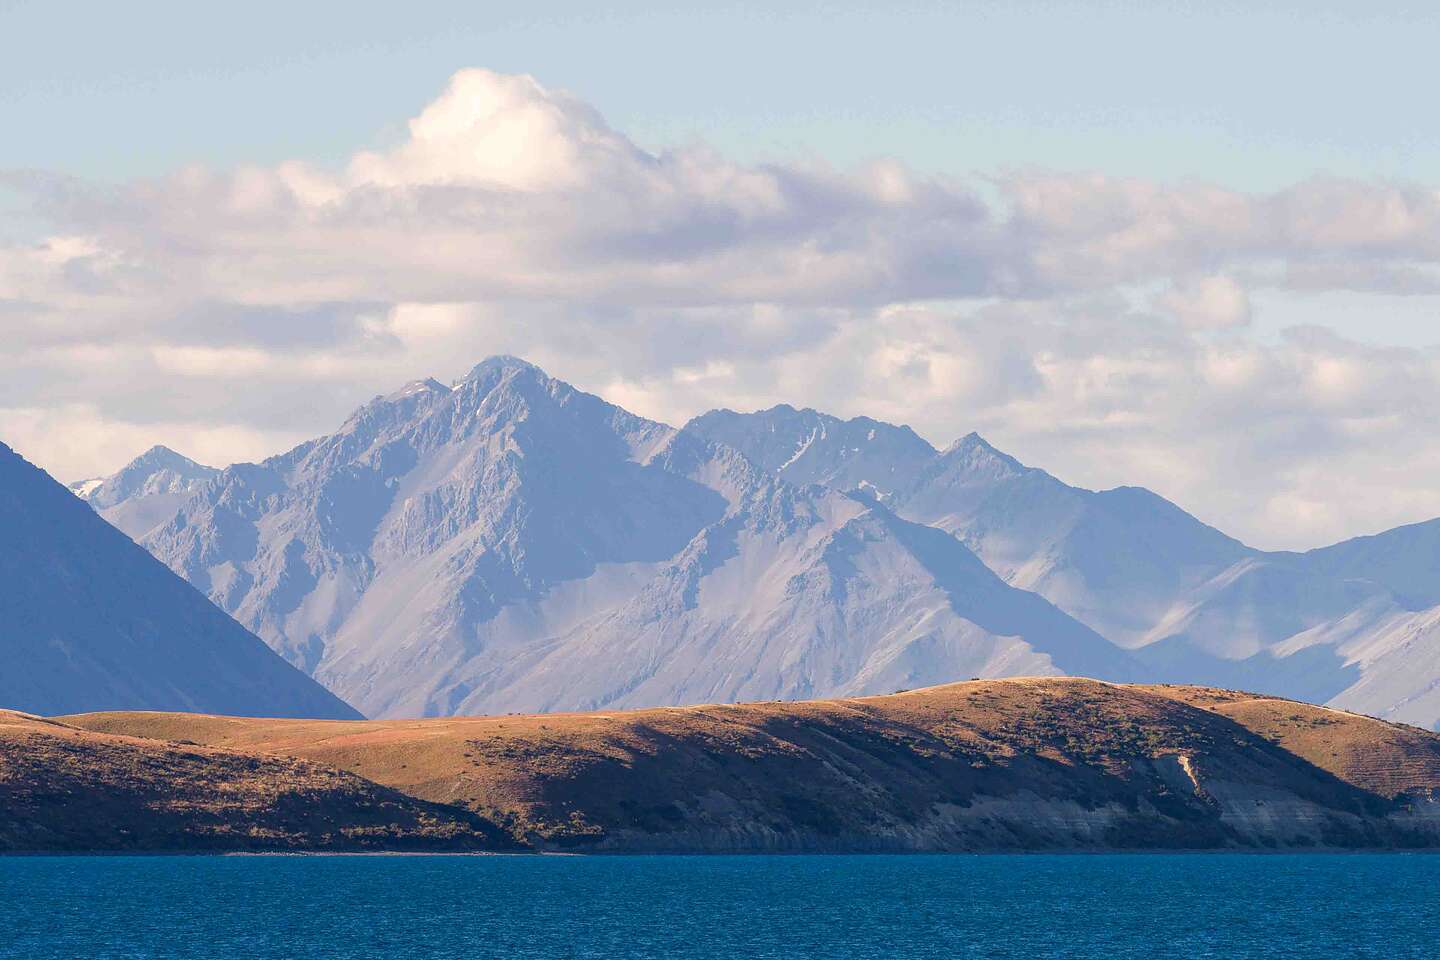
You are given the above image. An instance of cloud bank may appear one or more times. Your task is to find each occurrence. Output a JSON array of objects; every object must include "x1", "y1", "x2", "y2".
[{"x1": 4, "y1": 68, "x2": 1440, "y2": 549}]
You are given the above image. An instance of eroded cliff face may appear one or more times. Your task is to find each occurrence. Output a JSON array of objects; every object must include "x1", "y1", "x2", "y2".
[{"x1": 60, "y1": 679, "x2": 1440, "y2": 854}]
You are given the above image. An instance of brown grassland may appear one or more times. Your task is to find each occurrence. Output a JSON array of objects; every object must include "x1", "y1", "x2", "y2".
[{"x1": 5, "y1": 678, "x2": 1438, "y2": 852}]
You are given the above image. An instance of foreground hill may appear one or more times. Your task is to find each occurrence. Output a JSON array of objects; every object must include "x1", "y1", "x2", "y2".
[
  {"x1": 0, "y1": 442, "x2": 359, "y2": 719},
  {"x1": 60, "y1": 679, "x2": 1440, "y2": 853},
  {"x1": 0, "y1": 710, "x2": 511, "y2": 852}
]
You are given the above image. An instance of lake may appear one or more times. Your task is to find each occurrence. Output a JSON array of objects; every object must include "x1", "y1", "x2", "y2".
[{"x1": 2, "y1": 853, "x2": 1436, "y2": 959}]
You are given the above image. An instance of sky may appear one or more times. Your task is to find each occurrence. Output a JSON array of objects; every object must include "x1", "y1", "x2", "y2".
[{"x1": 3, "y1": 0, "x2": 1440, "y2": 549}]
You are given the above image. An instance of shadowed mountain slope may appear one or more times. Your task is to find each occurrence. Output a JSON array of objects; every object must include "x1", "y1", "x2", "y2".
[
  {"x1": 0, "y1": 442, "x2": 358, "y2": 719},
  {"x1": 1298, "y1": 518, "x2": 1440, "y2": 611}
]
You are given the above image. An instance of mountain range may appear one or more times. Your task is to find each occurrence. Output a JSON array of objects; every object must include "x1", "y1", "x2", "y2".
[{"x1": 61, "y1": 355, "x2": 1440, "y2": 728}]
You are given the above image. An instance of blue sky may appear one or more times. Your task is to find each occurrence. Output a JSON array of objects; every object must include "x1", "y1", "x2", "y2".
[
  {"x1": 4, "y1": 0, "x2": 1438, "y2": 189},
  {"x1": 4, "y1": 1, "x2": 1440, "y2": 547}
]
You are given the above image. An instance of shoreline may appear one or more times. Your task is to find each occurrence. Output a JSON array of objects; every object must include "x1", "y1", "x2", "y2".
[{"x1": 4, "y1": 847, "x2": 1439, "y2": 859}]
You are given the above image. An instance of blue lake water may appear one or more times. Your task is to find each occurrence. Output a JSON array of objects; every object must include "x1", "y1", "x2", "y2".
[{"x1": 2, "y1": 853, "x2": 1436, "y2": 959}]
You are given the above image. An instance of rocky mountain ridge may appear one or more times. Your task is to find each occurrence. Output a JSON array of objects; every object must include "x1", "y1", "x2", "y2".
[
  {"x1": 105, "y1": 358, "x2": 1126, "y2": 718},
  {"x1": 74, "y1": 356, "x2": 1440, "y2": 728},
  {"x1": 685, "y1": 403, "x2": 1440, "y2": 729}
]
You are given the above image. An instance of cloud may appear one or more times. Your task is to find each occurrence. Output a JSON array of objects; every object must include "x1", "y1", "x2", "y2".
[
  {"x1": 1156, "y1": 274, "x2": 1252, "y2": 329},
  {"x1": 3, "y1": 67, "x2": 1440, "y2": 549},
  {"x1": 349, "y1": 69, "x2": 650, "y2": 193},
  {"x1": 10, "y1": 71, "x2": 1440, "y2": 309}
]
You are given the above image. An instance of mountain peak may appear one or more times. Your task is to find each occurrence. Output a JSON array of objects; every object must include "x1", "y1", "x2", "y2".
[
  {"x1": 383, "y1": 377, "x2": 451, "y2": 403},
  {"x1": 457, "y1": 355, "x2": 544, "y2": 385},
  {"x1": 114, "y1": 445, "x2": 216, "y2": 483},
  {"x1": 129, "y1": 444, "x2": 204, "y2": 470},
  {"x1": 945, "y1": 431, "x2": 991, "y2": 453},
  {"x1": 447, "y1": 356, "x2": 559, "y2": 410},
  {"x1": 940, "y1": 432, "x2": 1029, "y2": 474},
  {"x1": 683, "y1": 404, "x2": 939, "y2": 501},
  {"x1": 70, "y1": 443, "x2": 220, "y2": 537}
]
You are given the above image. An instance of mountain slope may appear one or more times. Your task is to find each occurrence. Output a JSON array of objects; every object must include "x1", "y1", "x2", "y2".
[
  {"x1": 76, "y1": 358, "x2": 1440, "y2": 728},
  {"x1": 1299, "y1": 518, "x2": 1440, "y2": 611},
  {"x1": 684, "y1": 411, "x2": 1254, "y2": 647},
  {"x1": 682, "y1": 406, "x2": 1440, "y2": 729},
  {"x1": 462, "y1": 479, "x2": 1135, "y2": 714},
  {"x1": 0, "y1": 441, "x2": 359, "y2": 719},
  {"x1": 114, "y1": 359, "x2": 1128, "y2": 718},
  {"x1": 70, "y1": 445, "x2": 219, "y2": 541},
  {"x1": 65, "y1": 678, "x2": 1440, "y2": 853}
]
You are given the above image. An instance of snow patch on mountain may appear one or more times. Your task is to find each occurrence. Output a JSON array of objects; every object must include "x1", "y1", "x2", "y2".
[{"x1": 70, "y1": 445, "x2": 220, "y2": 541}]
